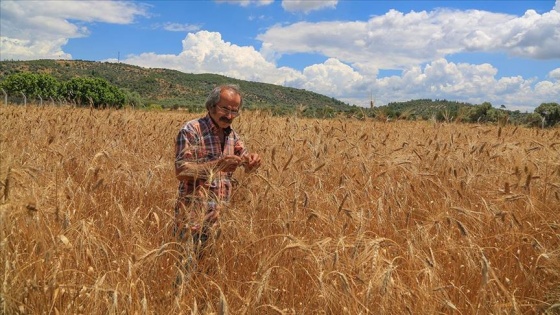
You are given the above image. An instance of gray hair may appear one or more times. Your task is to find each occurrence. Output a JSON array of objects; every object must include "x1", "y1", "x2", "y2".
[{"x1": 205, "y1": 84, "x2": 243, "y2": 111}]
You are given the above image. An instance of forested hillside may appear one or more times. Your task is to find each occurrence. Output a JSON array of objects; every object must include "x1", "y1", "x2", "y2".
[
  {"x1": 0, "y1": 59, "x2": 350, "y2": 115},
  {"x1": 1, "y1": 59, "x2": 558, "y2": 125}
]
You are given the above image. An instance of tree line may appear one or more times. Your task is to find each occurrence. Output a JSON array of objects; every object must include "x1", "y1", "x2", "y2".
[
  {"x1": 378, "y1": 99, "x2": 560, "y2": 128},
  {"x1": 1, "y1": 71, "x2": 558, "y2": 127},
  {"x1": 0, "y1": 72, "x2": 130, "y2": 108}
]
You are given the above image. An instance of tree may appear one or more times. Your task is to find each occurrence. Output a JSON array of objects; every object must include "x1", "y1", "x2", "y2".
[
  {"x1": 124, "y1": 90, "x2": 144, "y2": 108},
  {"x1": 468, "y1": 102, "x2": 492, "y2": 122},
  {"x1": 0, "y1": 72, "x2": 37, "y2": 96},
  {"x1": 0, "y1": 73, "x2": 60, "y2": 103},
  {"x1": 524, "y1": 113, "x2": 544, "y2": 128},
  {"x1": 36, "y1": 74, "x2": 60, "y2": 99},
  {"x1": 60, "y1": 77, "x2": 126, "y2": 108},
  {"x1": 486, "y1": 107, "x2": 508, "y2": 123},
  {"x1": 534, "y1": 102, "x2": 560, "y2": 127}
]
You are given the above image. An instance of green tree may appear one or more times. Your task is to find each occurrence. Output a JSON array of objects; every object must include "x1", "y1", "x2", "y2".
[
  {"x1": 524, "y1": 113, "x2": 544, "y2": 128},
  {"x1": 124, "y1": 90, "x2": 144, "y2": 108},
  {"x1": 534, "y1": 102, "x2": 560, "y2": 127},
  {"x1": 36, "y1": 74, "x2": 60, "y2": 99},
  {"x1": 486, "y1": 107, "x2": 509, "y2": 123},
  {"x1": 0, "y1": 72, "x2": 60, "y2": 103},
  {"x1": 469, "y1": 102, "x2": 492, "y2": 122},
  {"x1": 0, "y1": 72, "x2": 37, "y2": 96},
  {"x1": 60, "y1": 77, "x2": 126, "y2": 108}
]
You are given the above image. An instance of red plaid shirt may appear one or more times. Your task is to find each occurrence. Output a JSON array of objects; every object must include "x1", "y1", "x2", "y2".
[{"x1": 174, "y1": 114, "x2": 246, "y2": 232}]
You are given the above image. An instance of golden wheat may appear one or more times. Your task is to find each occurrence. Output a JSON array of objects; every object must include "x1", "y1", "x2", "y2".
[{"x1": 0, "y1": 104, "x2": 559, "y2": 314}]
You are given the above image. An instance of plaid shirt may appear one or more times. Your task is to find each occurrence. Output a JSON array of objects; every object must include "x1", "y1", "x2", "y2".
[{"x1": 174, "y1": 114, "x2": 246, "y2": 232}]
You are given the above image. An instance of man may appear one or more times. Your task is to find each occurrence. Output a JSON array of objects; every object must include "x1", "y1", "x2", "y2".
[{"x1": 174, "y1": 84, "x2": 261, "y2": 262}]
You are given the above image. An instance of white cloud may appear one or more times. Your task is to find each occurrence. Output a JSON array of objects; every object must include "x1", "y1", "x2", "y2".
[
  {"x1": 368, "y1": 59, "x2": 557, "y2": 111},
  {"x1": 0, "y1": 37, "x2": 71, "y2": 60},
  {"x1": 121, "y1": 31, "x2": 303, "y2": 85},
  {"x1": 0, "y1": 0, "x2": 148, "y2": 60},
  {"x1": 159, "y1": 22, "x2": 201, "y2": 32},
  {"x1": 296, "y1": 58, "x2": 366, "y2": 96},
  {"x1": 248, "y1": 15, "x2": 268, "y2": 21},
  {"x1": 256, "y1": 2, "x2": 559, "y2": 109},
  {"x1": 501, "y1": 9, "x2": 560, "y2": 59},
  {"x1": 118, "y1": 30, "x2": 557, "y2": 112},
  {"x1": 549, "y1": 68, "x2": 560, "y2": 80},
  {"x1": 257, "y1": 6, "x2": 560, "y2": 70},
  {"x1": 216, "y1": 0, "x2": 273, "y2": 7},
  {"x1": 281, "y1": 0, "x2": 337, "y2": 13}
]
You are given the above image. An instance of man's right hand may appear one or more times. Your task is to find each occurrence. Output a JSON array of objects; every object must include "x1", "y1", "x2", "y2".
[{"x1": 217, "y1": 155, "x2": 242, "y2": 172}]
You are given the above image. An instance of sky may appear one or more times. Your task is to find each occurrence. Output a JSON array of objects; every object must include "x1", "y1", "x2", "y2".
[{"x1": 1, "y1": 0, "x2": 559, "y2": 112}]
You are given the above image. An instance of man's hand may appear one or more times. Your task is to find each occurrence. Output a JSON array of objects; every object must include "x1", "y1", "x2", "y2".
[
  {"x1": 242, "y1": 153, "x2": 262, "y2": 173},
  {"x1": 217, "y1": 155, "x2": 243, "y2": 172}
]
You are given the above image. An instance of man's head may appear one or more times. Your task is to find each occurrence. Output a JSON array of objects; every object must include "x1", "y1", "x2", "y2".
[{"x1": 206, "y1": 84, "x2": 243, "y2": 129}]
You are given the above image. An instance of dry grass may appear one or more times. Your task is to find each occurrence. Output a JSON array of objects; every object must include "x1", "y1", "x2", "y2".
[{"x1": 1, "y1": 104, "x2": 559, "y2": 314}]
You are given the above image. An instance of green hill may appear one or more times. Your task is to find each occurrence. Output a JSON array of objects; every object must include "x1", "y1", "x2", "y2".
[
  {"x1": 376, "y1": 99, "x2": 534, "y2": 124},
  {"x1": 0, "y1": 59, "x2": 351, "y2": 114},
  {"x1": 1, "y1": 59, "x2": 551, "y2": 126}
]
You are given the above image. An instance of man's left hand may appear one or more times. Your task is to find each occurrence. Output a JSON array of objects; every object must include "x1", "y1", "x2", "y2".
[{"x1": 243, "y1": 153, "x2": 261, "y2": 173}]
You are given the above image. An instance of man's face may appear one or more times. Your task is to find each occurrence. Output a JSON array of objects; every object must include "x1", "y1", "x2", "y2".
[{"x1": 209, "y1": 89, "x2": 241, "y2": 129}]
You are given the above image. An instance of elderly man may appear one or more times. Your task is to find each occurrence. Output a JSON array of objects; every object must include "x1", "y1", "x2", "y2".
[{"x1": 174, "y1": 84, "x2": 261, "y2": 267}]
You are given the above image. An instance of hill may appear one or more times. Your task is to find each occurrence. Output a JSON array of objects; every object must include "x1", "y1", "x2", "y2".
[
  {"x1": 0, "y1": 59, "x2": 550, "y2": 125},
  {"x1": 376, "y1": 99, "x2": 535, "y2": 124},
  {"x1": 0, "y1": 59, "x2": 351, "y2": 114}
]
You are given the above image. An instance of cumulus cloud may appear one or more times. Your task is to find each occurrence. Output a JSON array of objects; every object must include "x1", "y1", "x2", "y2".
[
  {"x1": 255, "y1": 2, "x2": 559, "y2": 109},
  {"x1": 121, "y1": 31, "x2": 303, "y2": 85},
  {"x1": 0, "y1": 37, "x2": 71, "y2": 60},
  {"x1": 0, "y1": 0, "x2": 148, "y2": 60},
  {"x1": 119, "y1": 31, "x2": 368, "y2": 97},
  {"x1": 368, "y1": 59, "x2": 558, "y2": 112},
  {"x1": 502, "y1": 9, "x2": 560, "y2": 59},
  {"x1": 117, "y1": 30, "x2": 558, "y2": 112},
  {"x1": 257, "y1": 6, "x2": 560, "y2": 70},
  {"x1": 549, "y1": 68, "x2": 560, "y2": 80},
  {"x1": 282, "y1": 0, "x2": 338, "y2": 13},
  {"x1": 296, "y1": 58, "x2": 366, "y2": 96},
  {"x1": 119, "y1": 31, "x2": 369, "y2": 98}
]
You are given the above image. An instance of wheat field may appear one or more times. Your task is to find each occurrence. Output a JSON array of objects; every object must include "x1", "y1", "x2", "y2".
[{"x1": 1, "y1": 104, "x2": 559, "y2": 314}]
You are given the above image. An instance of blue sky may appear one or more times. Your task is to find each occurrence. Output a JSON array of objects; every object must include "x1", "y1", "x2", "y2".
[{"x1": 1, "y1": 0, "x2": 559, "y2": 112}]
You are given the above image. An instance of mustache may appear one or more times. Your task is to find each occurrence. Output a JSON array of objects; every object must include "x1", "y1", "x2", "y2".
[{"x1": 220, "y1": 117, "x2": 233, "y2": 123}]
